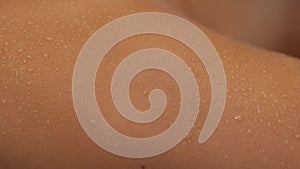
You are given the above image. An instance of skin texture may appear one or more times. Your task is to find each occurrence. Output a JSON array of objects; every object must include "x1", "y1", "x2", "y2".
[{"x1": 0, "y1": 0, "x2": 299, "y2": 169}]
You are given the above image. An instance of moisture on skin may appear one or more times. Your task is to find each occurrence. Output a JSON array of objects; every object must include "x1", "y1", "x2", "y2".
[{"x1": 0, "y1": 0, "x2": 299, "y2": 169}]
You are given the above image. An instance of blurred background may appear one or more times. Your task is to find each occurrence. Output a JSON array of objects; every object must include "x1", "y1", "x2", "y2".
[{"x1": 153, "y1": 0, "x2": 300, "y2": 58}]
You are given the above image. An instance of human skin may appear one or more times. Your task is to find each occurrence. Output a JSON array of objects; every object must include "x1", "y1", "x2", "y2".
[
  {"x1": 155, "y1": 0, "x2": 300, "y2": 58},
  {"x1": 0, "y1": 0, "x2": 299, "y2": 169}
]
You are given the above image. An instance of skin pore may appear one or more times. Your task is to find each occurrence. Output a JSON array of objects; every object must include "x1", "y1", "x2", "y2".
[{"x1": 0, "y1": 0, "x2": 299, "y2": 169}]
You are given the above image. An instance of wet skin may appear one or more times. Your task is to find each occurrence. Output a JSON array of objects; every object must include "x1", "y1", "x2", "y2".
[{"x1": 0, "y1": 0, "x2": 299, "y2": 169}]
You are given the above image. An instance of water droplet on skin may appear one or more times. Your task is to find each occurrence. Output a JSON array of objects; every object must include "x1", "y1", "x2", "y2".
[
  {"x1": 44, "y1": 37, "x2": 53, "y2": 41},
  {"x1": 91, "y1": 120, "x2": 96, "y2": 123},
  {"x1": 8, "y1": 55, "x2": 14, "y2": 59},
  {"x1": 43, "y1": 53, "x2": 49, "y2": 58},
  {"x1": 0, "y1": 27, "x2": 6, "y2": 31},
  {"x1": 142, "y1": 90, "x2": 148, "y2": 96},
  {"x1": 18, "y1": 48, "x2": 23, "y2": 53},
  {"x1": 2, "y1": 99, "x2": 7, "y2": 104},
  {"x1": 277, "y1": 119, "x2": 283, "y2": 124},
  {"x1": 295, "y1": 134, "x2": 300, "y2": 140},
  {"x1": 26, "y1": 81, "x2": 31, "y2": 85},
  {"x1": 261, "y1": 148, "x2": 267, "y2": 153},
  {"x1": 284, "y1": 140, "x2": 289, "y2": 144},
  {"x1": 281, "y1": 94, "x2": 288, "y2": 99},
  {"x1": 27, "y1": 67, "x2": 35, "y2": 72},
  {"x1": 26, "y1": 55, "x2": 34, "y2": 59},
  {"x1": 290, "y1": 146, "x2": 294, "y2": 150},
  {"x1": 14, "y1": 69, "x2": 19, "y2": 76},
  {"x1": 1, "y1": 131, "x2": 6, "y2": 135},
  {"x1": 233, "y1": 115, "x2": 243, "y2": 122}
]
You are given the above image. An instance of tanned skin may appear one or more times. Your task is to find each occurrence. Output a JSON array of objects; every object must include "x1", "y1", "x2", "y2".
[{"x1": 0, "y1": 0, "x2": 299, "y2": 169}]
